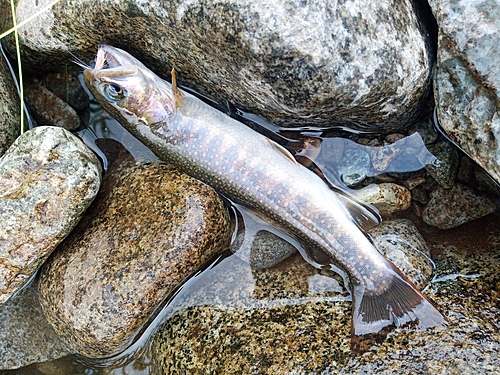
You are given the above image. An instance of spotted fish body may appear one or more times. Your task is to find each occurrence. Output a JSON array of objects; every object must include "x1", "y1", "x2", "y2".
[{"x1": 83, "y1": 45, "x2": 445, "y2": 350}]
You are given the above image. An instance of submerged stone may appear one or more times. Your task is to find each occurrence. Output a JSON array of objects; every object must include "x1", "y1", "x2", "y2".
[
  {"x1": 38, "y1": 142, "x2": 231, "y2": 358},
  {"x1": 0, "y1": 126, "x2": 101, "y2": 305}
]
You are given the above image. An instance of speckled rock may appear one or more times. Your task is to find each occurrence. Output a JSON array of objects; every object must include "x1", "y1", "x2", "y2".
[
  {"x1": 354, "y1": 182, "x2": 411, "y2": 216},
  {"x1": 8, "y1": 0, "x2": 433, "y2": 131},
  {"x1": 424, "y1": 141, "x2": 459, "y2": 189},
  {"x1": 422, "y1": 183, "x2": 497, "y2": 229},
  {"x1": 0, "y1": 126, "x2": 101, "y2": 305},
  {"x1": 337, "y1": 148, "x2": 371, "y2": 187},
  {"x1": 25, "y1": 81, "x2": 81, "y2": 130},
  {"x1": 149, "y1": 215, "x2": 500, "y2": 374},
  {"x1": 0, "y1": 282, "x2": 71, "y2": 370},
  {"x1": 38, "y1": 143, "x2": 231, "y2": 358},
  {"x1": 430, "y1": 0, "x2": 500, "y2": 184},
  {"x1": 230, "y1": 229, "x2": 297, "y2": 269},
  {"x1": 368, "y1": 218, "x2": 433, "y2": 290},
  {"x1": 0, "y1": 43, "x2": 21, "y2": 155}
]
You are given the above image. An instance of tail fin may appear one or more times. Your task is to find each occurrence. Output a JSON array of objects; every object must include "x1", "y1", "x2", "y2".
[{"x1": 351, "y1": 262, "x2": 446, "y2": 353}]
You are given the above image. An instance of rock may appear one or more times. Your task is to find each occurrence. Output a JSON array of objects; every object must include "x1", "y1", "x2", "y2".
[
  {"x1": 368, "y1": 218, "x2": 433, "y2": 290},
  {"x1": 424, "y1": 141, "x2": 459, "y2": 189},
  {"x1": 0, "y1": 126, "x2": 101, "y2": 305},
  {"x1": 38, "y1": 141, "x2": 231, "y2": 358},
  {"x1": 0, "y1": 42, "x2": 21, "y2": 155},
  {"x1": 0, "y1": 282, "x2": 71, "y2": 370},
  {"x1": 430, "y1": 0, "x2": 500, "y2": 184},
  {"x1": 230, "y1": 229, "x2": 297, "y2": 269},
  {"x1": 9, "y1": 0, "x2": 432, "y2": 131},
  {"x1": 24, "y1": 81, "x2": 82, "y2": 130},
  {"x1": 354, "y1": 182, "x2": 411, "y2": 216},
  {"x1": 422, "y1": 183, "x2": 497, "y2": 229},
  {"x1": 149, "y1": 214, "x2": 500, "y2": 374},
  {"x1": 337, "y1": 148, "x2": 371, "y2": 187}
]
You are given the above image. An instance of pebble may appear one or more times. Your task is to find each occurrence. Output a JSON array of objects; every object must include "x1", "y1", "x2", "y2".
[
  {"x1": 354, "y1": 183, "x2": 411, "y2": 216},
  {"x1": 0, "y1": 126, "x2": 101, "y2": 305},
  {"x1": 368, "y1": 219, "x2": 433, "y2": 290},
  {"x1": 337, "y1": 149, "x2": 371, "y2": 187},
  {"x1": 38, "y1": 141, "x2": 231, "y2": 358},
  {"x1": 422, "y1": 183, "x2": 497, "y2": 229}
]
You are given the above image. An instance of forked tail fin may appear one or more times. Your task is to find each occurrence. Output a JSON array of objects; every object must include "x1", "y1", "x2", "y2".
[{"x1": 351, "y1": 262, "x2": 446, "y2": 353}]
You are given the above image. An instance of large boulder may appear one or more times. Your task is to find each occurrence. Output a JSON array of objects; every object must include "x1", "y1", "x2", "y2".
[
  {"x1": 431, "y1": 0, "x2": 500, "y2": 184},
  {"x1": 7, "y1": 0, "x2": 434, "y2": 131},
  {"x1": 0, "y1": 126, "x2": 101, "y2": 305},
  {"x1": 38, "y1": 141, "x2": 231, "y2": 358}
]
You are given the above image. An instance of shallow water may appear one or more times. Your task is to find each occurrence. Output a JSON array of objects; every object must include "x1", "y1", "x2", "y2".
[{"x1": 1, "y1": 77, "x2": 499, "y2": 374}]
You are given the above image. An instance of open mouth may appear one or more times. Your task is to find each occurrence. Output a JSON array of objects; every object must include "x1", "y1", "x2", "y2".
[{"x1": 95, "y1": 45, "x2": 122, "y2": 70}]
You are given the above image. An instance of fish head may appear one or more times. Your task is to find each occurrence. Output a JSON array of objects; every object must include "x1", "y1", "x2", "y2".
[{"x1": 83, "y1": 45, "x2": 176, "y2": 128}]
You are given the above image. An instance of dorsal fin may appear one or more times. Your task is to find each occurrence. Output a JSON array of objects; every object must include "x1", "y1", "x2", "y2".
[
  {"x1": 337, "y1": 194, "x2": 381, "y2": 232},
  {"x1": 171, "y1": 66, "x2": 185, "y2": 108},
  {"x1": 267, "y1": 138, "x2": 300, "y2": 166}
]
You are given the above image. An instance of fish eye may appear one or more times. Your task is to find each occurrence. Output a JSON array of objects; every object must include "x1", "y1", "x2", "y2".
[{"x1": 103, "y1": 83, "x2": 127, "y2": 102}]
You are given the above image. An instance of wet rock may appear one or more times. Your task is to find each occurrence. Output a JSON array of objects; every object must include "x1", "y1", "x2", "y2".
[
  {"x1": 38, "y1": 142, "x2": 231, "y2": 358},
  {"x1": 0, "y1": 43, "x2": 21, "y2": 155},
  {"x1": 369, "y1": 141, "x2": 403, "y2": 172},
  {"x1": 25, "y1": 81, "x2": 81, "y2": 130},
  {"x1": 424, "y1": 141, "x2": 459, "y2": 189},
  {"x1": 40, "y1": 71, "x2": 90, "y2": 113},
  {"x1": 0, "y1": 282, "x2": 71, "y2": 370},
  {"x1": 422, "y1": 183, "x2": 497, "y2": 229},
  {"x1": 230, "y1": 229, "x2": 297, "y2": 269},
  {"x1": 407, "y1": 116, "x2": 439, "y2": 145},
  {"x1": 337, "y1": 148, "x2": 371, "y2": 187},
  {"x1": 354, "y1": 183, "x2": 411, "y2": 216},
  {"x1": 149, "y1": 215, "x2": 500, "y2": 374},
  {"x1": 431, "y1": 0, "x2": 500, "y2": 184},
  {"x1": 368, "y1": 219, "x2": 433, "y2": 290},
  {"x1": 10, "y1": 0, "x2": 432, "y2": 131},
  {"x1": 0, "y1": 126, "x2": 101, "y2": 305}
]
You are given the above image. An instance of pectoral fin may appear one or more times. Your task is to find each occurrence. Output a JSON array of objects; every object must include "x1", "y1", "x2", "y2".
[
  {"x1": 337, "y1": 194, "x2": 381, "y2": 232},
  {"x1": 171, "y1": 67, "x2": 185, "y2": 108},
  {"x1": 267, "y1": 138, "x2": 300, "y2": 166}
]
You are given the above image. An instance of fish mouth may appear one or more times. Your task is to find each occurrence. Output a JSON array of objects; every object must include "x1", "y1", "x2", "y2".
[{"x1": 95, "y1": 45, "x2": 128, "y2": 70}]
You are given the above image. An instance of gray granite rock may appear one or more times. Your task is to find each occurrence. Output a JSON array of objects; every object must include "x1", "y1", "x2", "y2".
[
  {"x1": 422, "y1": 183, "x2": 497, "y2": 229},
  {"x1": 424, "y1": 141, "x2": 459, "y2": 189},
  {"x1": 0, "y1": 282, "x2": 71, "y2": 370},
  {"x1": 0, "y1": 126, "x2": 101, "y2": 305},
  {"x1": 9, "y1": 0, "x2": 432, "y2": 131},
  {"x1": 368, "y1": 218, "x2": 433, "y2": 290},
  {"x1": 0, "y1": 42, "x2": 21, "y2": 155},
  {"x1": 431, "y1": 0, "x2": 500, "y2": 184},
  {"x1": 149, "y1": 214, "x2": 500, "y2": 374},
  {"x1": 38, "y1": 142, "x2": 231, "y2": 358}
]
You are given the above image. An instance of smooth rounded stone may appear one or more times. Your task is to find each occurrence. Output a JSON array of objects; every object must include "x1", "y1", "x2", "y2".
[
  {"x1": 337, "y1": 148, "x2": 371, "y2": 187},
  {"x1": 38, "y1": 145, "x2": 231, "y2": 359},
  {"x1": 369, "y1": 141, "x2": 403, "y2": 172},
  {"x1": 230, "y1": 229, "x2": 297, "y2": 269},
  {"x1": 423, "y1": 141, "x2": 459, "y2": 189},
  {"x1": 9, "y1": 0, "x2": 432, "y2": 131},
  {"x1": 25, "y1": 81, "x2": 81, "y2": 130},
  {"x1": 368, "y1": 218, "x2": 433, "y2": 290},
  {"x1": 0, "y1": 126, "x2": 101, "y2": 305},
  {"x1": 0, "y1": 282, "x2": 71, "y2": 370},
  {"x1": 430, "y1": 0, "x2": 500, "y2": 185},
  {"x1": 422, "y1": 183, "x2": 497, "y2": 229},
  {"x1": 354, "y1": 182, "x2": 411, "y2": 216},
  {"x1": 0, "y1": 43, "x2": 21, "y2": 155},
  {"x1": 150, "y1": 216, "x2": 500, "y2": 374},
  {"x1": 407, "y1": 117, "x2": 439, "y2": 145}
]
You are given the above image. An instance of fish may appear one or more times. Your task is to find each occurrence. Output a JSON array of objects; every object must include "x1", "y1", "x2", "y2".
[{"x1": 82, "y1": 45, "x2": 446, "y2": 351}]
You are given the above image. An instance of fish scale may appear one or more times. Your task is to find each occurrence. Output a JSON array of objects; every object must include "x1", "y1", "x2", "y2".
[{"x1": 83, "y1": 45, "x2": 446, "y2": 351}]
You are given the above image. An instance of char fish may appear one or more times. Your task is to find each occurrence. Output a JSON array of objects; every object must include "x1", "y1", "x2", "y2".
[{"x1": 82, "y1": 45, "x2": 445, "y2": 350}]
